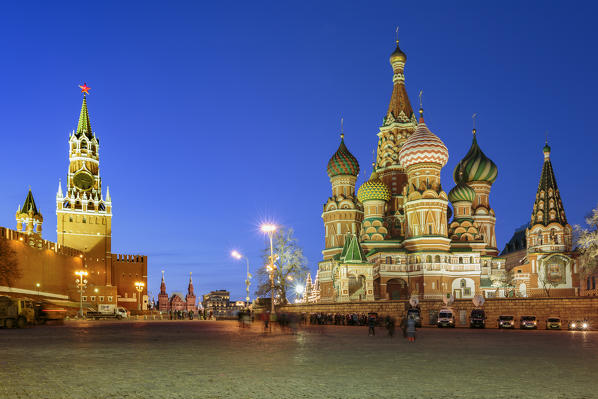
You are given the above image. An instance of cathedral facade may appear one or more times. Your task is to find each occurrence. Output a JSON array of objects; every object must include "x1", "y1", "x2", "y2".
[
  {"x1": 1, "y1": 88, "x2": 147, "y2": 311},
  {"x1": 317, "y1": 39, "x2": 579, "y2": 302}
]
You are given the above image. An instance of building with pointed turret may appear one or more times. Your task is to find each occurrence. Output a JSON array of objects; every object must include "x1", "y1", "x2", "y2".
[
  {"x1": 500, "y1": 143, "x2": 580, "y2": 297},
  {"x1": 0, "y1": 88, "x2": 147, "y2": 311},
  {"x1": 156, "y1": 271, "x2": 197, "y2": 312},
  {"x1": 315, "y1": 38, "x2": 581, "y2": 302}
]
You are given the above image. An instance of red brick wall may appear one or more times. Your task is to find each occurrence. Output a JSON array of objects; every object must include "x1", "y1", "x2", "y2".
[
  {"x1": 0, "y1": 228, "x2": 84, "y2": 298},
  {"x1": 280, "y1": 297, "x2": 598, "y2": 329}
]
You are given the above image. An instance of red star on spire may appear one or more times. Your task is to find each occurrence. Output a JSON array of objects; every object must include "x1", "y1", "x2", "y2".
[{"x1": 79, "y1": 83, "x2": 91, "y2": 94}]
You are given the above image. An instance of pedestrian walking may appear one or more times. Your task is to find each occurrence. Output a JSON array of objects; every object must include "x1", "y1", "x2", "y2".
[
  {"x1": 385, "y1": 315, "x2": 395, "y2": 338},
  {"x1": 407, "y1": 315, "x2": 417, "y2": 342},
  {"x1": 367, "y1": 313, "x2": 376, "y2": 336},
  {"x1": 400, "y1": 313, "x2": 407, "y2": 338}
]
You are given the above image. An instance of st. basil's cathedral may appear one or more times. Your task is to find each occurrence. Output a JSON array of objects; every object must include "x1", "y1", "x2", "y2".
[{"x1": 313, "y1": 38, "x2": 580, "y2": 303}]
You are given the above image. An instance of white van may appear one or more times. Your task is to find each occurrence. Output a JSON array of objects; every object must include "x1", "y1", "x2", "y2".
[{"x1": 437, "y1": 308, "x2": 455, "y2": 328}]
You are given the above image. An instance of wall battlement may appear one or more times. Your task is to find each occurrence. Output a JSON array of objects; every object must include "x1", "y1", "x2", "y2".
[
  {"x1": 111, "y1": 254, "x2": 146, "y2": 263},
  {"x1": 0, "y1": 227, "x2": 83, "y2": 258}
]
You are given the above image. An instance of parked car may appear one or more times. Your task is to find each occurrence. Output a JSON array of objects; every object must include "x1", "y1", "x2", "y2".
[
  {"x1": 470, "y1": 309, "x2": 486, "y2": 328},
  {"x1": 545, "y1": 317, "x2": 561, "y2": 330},
  {"x1": 520, "y1": 315, "x2": 537, "y2": 329},
  {"x1": 497, "y1": 315, "x2": 515, "y2": 329},
  {"x1": 407, "y1": 308, "x2": 421, "y2": 328},
  {"x1": 437, "y1": 308, "x2": 455, "y2": 328},
  {"x1": 568, "y1": 320, "x2": 589, "y2": 331}
]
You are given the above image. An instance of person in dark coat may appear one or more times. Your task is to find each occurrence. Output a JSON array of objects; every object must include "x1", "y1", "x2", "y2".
[
  {"x1": 407, "y1": 315, "x2": 417, "y2": 342},
  {"x1": 385, "y1": 315, "x2": 395, "y2": 338},
  {"x1": 400, "y1": 313, "x2": 407, "y2": 338},
  {"x1": 367, "y1": 314, "x2": 376, "y2": 336}
]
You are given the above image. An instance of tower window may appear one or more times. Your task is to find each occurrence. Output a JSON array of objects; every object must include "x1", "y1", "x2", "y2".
[{"x1": 81, "y1": 141, "x2": 87, "y2": 149}]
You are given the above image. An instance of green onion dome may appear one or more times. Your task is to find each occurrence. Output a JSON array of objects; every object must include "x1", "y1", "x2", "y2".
[
  {"x1": 448, "y1": 182, "x2": 476, "y2": 203},
  {"x1": 327, "y1": 134, "x2": 360, "y2": 178},
  {"x1": 453, "y1": 130, "x2": 498, "y2": 184},
  {"x1": 357, "y1": 168, "x2": 391, "y2": 202}
]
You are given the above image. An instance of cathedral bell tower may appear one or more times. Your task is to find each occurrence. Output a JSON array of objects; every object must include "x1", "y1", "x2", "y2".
[{"x1": 56, "y1": 84, "x2": 113, "y2": 285}]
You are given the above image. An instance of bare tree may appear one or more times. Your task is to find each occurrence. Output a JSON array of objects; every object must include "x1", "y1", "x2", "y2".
[
  {"x1": 574, "y1": 205, "x2": 598, "y2": 277},
  {"x1": 255, "y1": 228, "x2": 308, "y2": 305},
  {"x1": 539, "y1": 272, "x2": 559, "y2": 297},
  {"x1": 0, "y1": 239, "x2": 21, "y2": 287}
]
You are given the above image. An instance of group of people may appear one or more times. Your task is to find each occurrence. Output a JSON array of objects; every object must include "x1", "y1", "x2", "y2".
[
  {"x1": 308, "y1": 312, "x2": 370, "y2": 326},
  {"x1": 366, "y1": 313, "x2": 417, "y2": 342},
  {"x1": 167, "y1": 309, "x2": 195, "y2": 320}
]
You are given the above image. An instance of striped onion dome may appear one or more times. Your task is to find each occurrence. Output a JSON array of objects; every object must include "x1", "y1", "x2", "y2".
[
  {"x1": 327, "y1": 135, "x2": 360, "y2": 178},
  {"x1": 398, "y1": 110, "x2": 449, "y2": 169},
  {"x1": 357, "y1": 169, "x2": 391, "y2": 202},
  {"x1": 448, "y1": 182, "x2": 476, "y2": 203},
  {"x1": 453, "y1": 130, "x2": 498, "y2": 184}
]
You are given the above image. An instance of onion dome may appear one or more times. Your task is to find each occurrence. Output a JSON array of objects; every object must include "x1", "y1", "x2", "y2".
[
  {"x1": 453, "y1": 129, "x2": 497, "y2": 184},
  {"x1": 327, "y1": 134, "x2": 360, "y2": 178},
  {"x1": 389, "y1": 40, "x2": 407, "y2": 64},
  {"x1": 398, "y1": 109, "x2": 449, "y2": 168},
  {"x1": 357, "y1": 166, "x2": 391, "y2": 202},
  {"x1": 448, "y1": 182, "x2": 476, "y2": 203}
]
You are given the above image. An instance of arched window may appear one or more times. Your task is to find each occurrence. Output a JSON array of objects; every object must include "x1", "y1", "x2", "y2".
[
  {"x1": 435, "y1": 255, "x2": 441, "y2": 263},
  {"x1": 81, "y1": 141, "x2": 87, "y2": 149},
  {"x1": 426, "y1": 255, "x2": 432, "y2": 263},
  {"x1": 459, "y1": 257, "x2": 463, "y2": 264},
  {"x1": 460, "y1": 279, "x2": 466, "y2": 288}
]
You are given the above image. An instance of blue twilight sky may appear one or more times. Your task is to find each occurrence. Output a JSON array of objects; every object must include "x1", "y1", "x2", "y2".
[{"x1": 0, "y1": 1, "x2": 597, "y2": 300}]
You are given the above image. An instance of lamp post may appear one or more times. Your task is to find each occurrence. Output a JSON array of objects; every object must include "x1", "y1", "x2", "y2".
[
  {"x1": 231, "y1": 250, "x2": 251, "y2": 306},
  {"x1": 261, "y1": 224, "x2": 277, "y2": 315},
  {"x1": 74, "y1": 270, "x2": 88, "y2": 318},
  {"x1": 135, "y1": 281, "x2": 145, "y2": 312},
  {"x1": 35, "y1": 283, "x2": 40, "y2": 299}
]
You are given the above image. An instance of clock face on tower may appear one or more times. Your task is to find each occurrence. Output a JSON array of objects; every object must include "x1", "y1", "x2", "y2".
[{"x1": 73, "y1": 171, "x2": 94, "y2": 191}]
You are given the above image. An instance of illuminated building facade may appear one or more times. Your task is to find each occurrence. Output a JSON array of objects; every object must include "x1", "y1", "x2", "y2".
[
  {"x1": 0, "y1": 87, "x2": 147, "y2": 310},
  {"x1": 316, "y1": 38, "x2": 581, "y2": 302}
]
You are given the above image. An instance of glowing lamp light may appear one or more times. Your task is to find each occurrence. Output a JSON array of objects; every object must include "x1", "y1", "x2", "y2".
[
  {"x1": 231, "y1": 250, "x2": 242, "y2": 260},
  {"x1": 260, "y1": 224, "x2": 277, "y2": 233},
  {"x1": 295, "y1": 285, "x2": 304, "y2": 294}
]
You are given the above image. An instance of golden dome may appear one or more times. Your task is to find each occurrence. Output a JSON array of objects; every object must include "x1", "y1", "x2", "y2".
[{"x1": 389, "y1": 41, "x2": 406, "y2": 64}]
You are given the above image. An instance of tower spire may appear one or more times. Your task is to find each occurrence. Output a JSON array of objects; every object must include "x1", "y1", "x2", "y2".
[
  {"x1": 57, "y1": 179, "x2": 63, "y2": 199},
  {"x1": 76, "y1": 84, "x2": 93, "y2": 138}
]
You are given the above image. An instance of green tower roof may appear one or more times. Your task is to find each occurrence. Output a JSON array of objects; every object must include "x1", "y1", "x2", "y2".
[
  {"x1": 76, "y1": 94, "x2": 93, "y2": 139},
  {"x1": 19, "y1": 189, "x2": 41, "y2": 216}
]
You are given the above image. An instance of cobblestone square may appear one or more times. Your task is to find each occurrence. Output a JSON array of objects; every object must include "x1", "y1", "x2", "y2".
[{"x1": 0, "y1": 320, "x2": 596, "y2": 399}]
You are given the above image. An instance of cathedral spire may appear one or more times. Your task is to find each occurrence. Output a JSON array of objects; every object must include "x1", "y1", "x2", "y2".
[
  {"x1": 384, "y1": 32, "x2": 415, "y2": 126},
  {"x1": 530, "y1": 140, "x2": 567, "y2": 226}
]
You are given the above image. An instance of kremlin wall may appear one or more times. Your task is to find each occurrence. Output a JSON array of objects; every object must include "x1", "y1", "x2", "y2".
[{"x1": 0, "y1": 88, "x2": 148, "y2": 311}]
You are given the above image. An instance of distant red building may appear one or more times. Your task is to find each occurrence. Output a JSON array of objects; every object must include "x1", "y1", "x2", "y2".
[{"x1": 157, "y1": 271, "x2": 196, "y2": 312}]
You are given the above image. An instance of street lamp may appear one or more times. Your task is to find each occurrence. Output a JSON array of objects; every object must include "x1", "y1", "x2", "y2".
[
  {"x1": 231, "y1": 250, "x2": 251, "y2": 306},
  {"x1": 295, "y1": 284, "x2": 304, "y2": 303},
  {"x1": 35, "y1": 283, "x2": 40, "y2": 299},
  {"x1": 261, "y1": 223, "x2": 277, "y2": 315},
  {"x1": 135, "y1": 281, "x2": 145, "y2": 312},
  {"x1": 74, "y1": 270, "x2": 88, "y2": 318}
]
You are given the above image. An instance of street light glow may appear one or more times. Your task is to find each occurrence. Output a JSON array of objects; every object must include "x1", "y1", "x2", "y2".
[
  {"x1": 295, "y1": 284, "x2": 304, "y2": 294},
  {"x1": 260, "y1": 224, "x2": 277, "y2": 233},
  {"x1": 231, "y1": 250, "x2": 242, "y2": 259}
]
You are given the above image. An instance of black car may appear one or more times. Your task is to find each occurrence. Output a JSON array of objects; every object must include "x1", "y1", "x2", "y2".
[
  {"x1": 407, "y1": 308, "x2": 421, "y2": 328},
  {"x1": 470, "y1": 309, "x2": 486, "y2": 328}
]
